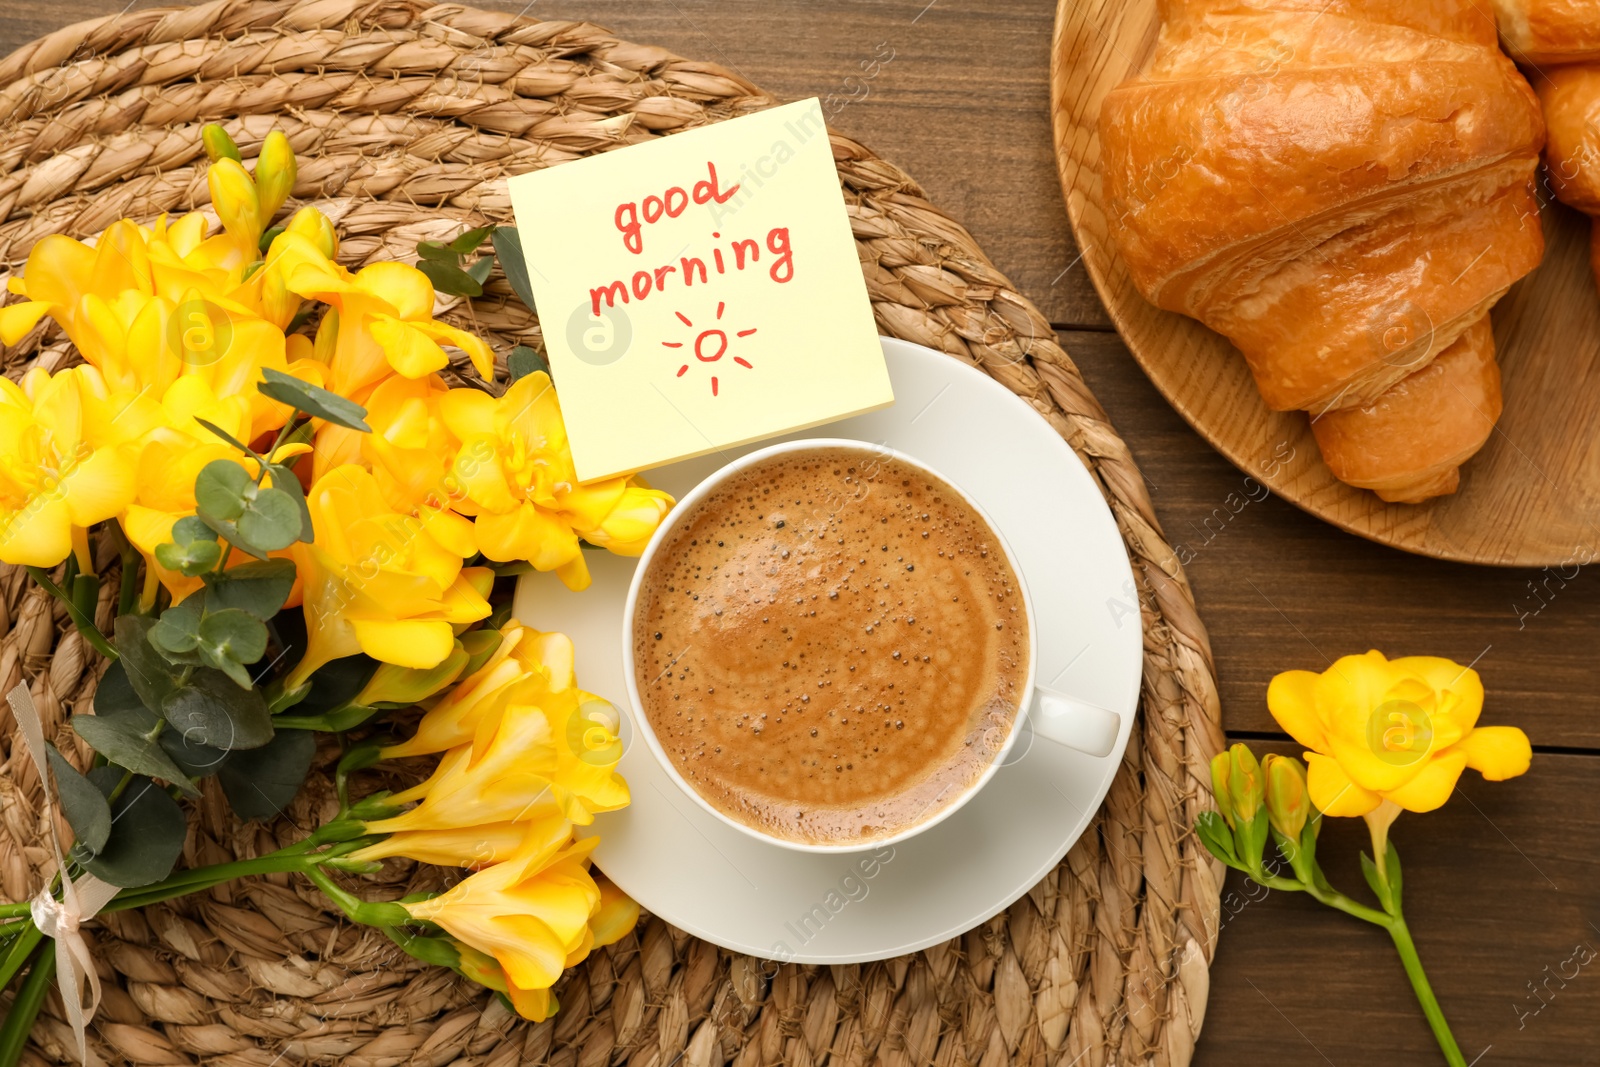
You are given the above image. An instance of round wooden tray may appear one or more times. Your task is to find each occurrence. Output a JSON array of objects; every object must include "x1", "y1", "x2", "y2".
[
  {"x1": 0, "y1": 2, "x2": 1225, "y2": 1064},
  {"x1": 1049, "y1": 0, "x2": 1600, "y2": 567}
]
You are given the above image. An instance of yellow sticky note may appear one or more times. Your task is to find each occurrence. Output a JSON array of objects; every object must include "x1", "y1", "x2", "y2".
[{"x1": 507, "y1": 98, "x2": 893, "y2": 483}]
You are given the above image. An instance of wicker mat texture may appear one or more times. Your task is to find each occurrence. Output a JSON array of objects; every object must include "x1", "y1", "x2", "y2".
[{"x1": 0, "y1": 2, "x2": 1225, "y2": 1065}]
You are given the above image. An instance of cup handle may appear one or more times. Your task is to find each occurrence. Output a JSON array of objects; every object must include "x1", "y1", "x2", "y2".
[{"x1": 1026, "y1": 687, "x2": 1122, "y2": 758}]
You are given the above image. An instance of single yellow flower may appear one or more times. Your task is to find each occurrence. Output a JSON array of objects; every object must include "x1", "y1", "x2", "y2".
[
  {"x1": 383, "y1": 621, "x2": 578, "y2": 757},
  {"x1": 1268, "y1": 651, "x2": 1532, "y2": 817},
  {"x1": 283, "y1": 252, "x2": 493, "y2": 400},
  {"x1": 326, "y1": 371, "x2": 463, "y2": 509},
  {"x1": 286, "y1": 465, "x2": 490, "y2": 689},
  {"x1": 441, "y1": 866, "x2": 636, "y2": 1022},
  {"x1": 440, "y1": 372, "x2": 673, "y2": 591},
  {"x1": 0, "y1": 367, "x2": 141, "y2": 567},
  {"x1": 368, "y1": 697, "x2": 626, "y2": 831},
  {"x1": 401, "y1": 826, "x2": 602, "y2": 1000}
]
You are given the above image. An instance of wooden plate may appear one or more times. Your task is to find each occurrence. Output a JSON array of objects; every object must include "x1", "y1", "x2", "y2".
[{"x1": 1049, "y1": 0, "x2": 1600, "y2": 566}]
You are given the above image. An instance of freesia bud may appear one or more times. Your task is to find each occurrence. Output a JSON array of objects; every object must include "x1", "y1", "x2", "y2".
[
  {"x1": 1210, "y1": 750, "x2": 1235, "y2": 829},
  {"x1": 313, "y1": 307, "x2": 340, "y2": 363},
  {"x1": 255, "y1": 130, "x2": 297, "y2": 220},
  {"x1": 201, "y1": 123, "x2": 242, "y2": 163},
  {"x1": 207, "y1": 157, "x2": 262, "y2": 251},
  {"x1": 1262, "y1": 753, "x2": 1310, "y2": 840},
  {"x1": 286, "y1": 206, "x2": 338, "y2": 259},
  {"x1": 1226, "y1": 743, "x2": 1263, "y2": 823},
  {"x1": 356, "y1": 642, "x2": 470, "y2": 708}
]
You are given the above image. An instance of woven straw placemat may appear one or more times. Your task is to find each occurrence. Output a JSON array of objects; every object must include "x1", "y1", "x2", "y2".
[{"x1": 0, "y1": 2, "x2": 1225, "y2": 1064}]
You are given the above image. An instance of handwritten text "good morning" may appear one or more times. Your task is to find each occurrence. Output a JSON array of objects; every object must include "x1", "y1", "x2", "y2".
[{"x1": 590, "y1": 162, "x2": 794, "y2": 315}]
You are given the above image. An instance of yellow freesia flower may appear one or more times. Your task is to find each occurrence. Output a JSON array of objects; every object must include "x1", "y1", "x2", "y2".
[
  {"x1": 442, "y1": 866, "x2": 635, "y2": 1022},
  {"x1": 383, "y1": 621, "x2": 579, "y2": 757},
  {"x1": 440, "y1": 372, "x2": 673, "y2": 591},
  {"x1": 1268, "y1": 651, "x2": 1532, "y2": 816},
  {"x1": 349, "y1": 820, "x2": 540, "y2": 870},
  {"x1": 0, "y1": 366, "x2": 143, "y2": 567},
  {"x1": 286, "y1": 464, "x2": 491, "y2": 690},
  {"x1": 367, "y1": 697, "x2": 627, "y2": 831},
  {"x1": 323, "y1": 371, "x2": 462, "y2": 507},
  {"x1": 282, "y1": 250, "x2": 493, "y2": 401},
  {"x1": 402, "y1": 829, "x2": 603, "y2": 1011}
]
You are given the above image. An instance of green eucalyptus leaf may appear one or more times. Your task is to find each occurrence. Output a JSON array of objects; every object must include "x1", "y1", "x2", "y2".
[
  {"x1": 287, "y1": 654, "x2": 379, "y2": 716},
  {"x1": 159, "y1": 729, "x2": 230, "y2": 778},
  {"x1": 218, "y1": 729, "x2": 316, "y2": 820},
  {"x1": 449, "y1": 225, "x2": 496, "y2": 255},
  {"x1": 257, "y1": 367, "x2": 371, "y2": 432},
  {"x1": 94, "y1": 660, "x2": 146, "y2": 716},
  {"x1": 416, "y1": 240, "x2": 459, "y2": 264},
  {"x1": 155, "y1": 538, "x2": 222, "y2": 575},
  {"x1": 235, "y1": 486, "x2": 301, "y2": 551},
  {"x1": 195, "y1": 459, "x2": 253, "y2": 521},
  {"x1": 207, "y1": 559, "x2": 296, "y2": 619},
  {"x1": 265, "y1": 464, "x2": 313, "y2": 542},
  {"x1": 506, "y1": 345, "x2": 548, "y2": 382},
  {"x1": 172, "y1": 516, "x2": 219, "y2": 545},
  {"x1": 150, "y1": 595, "x2": 204, "y2": 654},
  {"x1": 72, "y1": 769, "x2": 186, "y2": 888},
  {"x1": 46, "y1": 745, "x2": 112, "y2": 855},
  {"x1": 465, "y1": 256, "x2": 494, "y2": 286},
  {"x1": 417, "y1": 258, "x2": 483, "y2": 298},
  {"x1": 194, "y1": 510, "x2": 268, "y2": 560},
  {"x1": 197, "y1": 608, "x2": 269, "y2": 670},
  {"x1": 492, "y1": 227, "x2": 536, "y2": 312},
  {"x1": 116, "y1": 616, "x2": 181, "y2": 710},
  {"x1": 160, "y1": 669, "x2": 274, "y2": 750},
  {"x1": 69, "y1": 708, "x2": 200, "y2": 796}
]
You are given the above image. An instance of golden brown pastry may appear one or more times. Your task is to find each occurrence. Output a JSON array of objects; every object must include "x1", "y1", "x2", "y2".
[
  {"x1": 1099, "y1": 0, "x2": 1545, "y2": 501},
  {"x1": 1531, "y1": 64, "x2": 1600, "y2": 294},
  {"x1": 1311, "y1": 318, "x2": 1502, "y2": 503},
  {"x1": 1539, "y1": 64, "x2": 1600, "y2": 213},
  {"x1": 1492, "y1": 0, "x2": 1600, "y2": 65}
]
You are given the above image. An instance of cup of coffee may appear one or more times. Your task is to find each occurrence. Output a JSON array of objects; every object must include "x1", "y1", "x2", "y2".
[{"x1": 620, "y1": 439, "x2": 1122, "y2": 853}]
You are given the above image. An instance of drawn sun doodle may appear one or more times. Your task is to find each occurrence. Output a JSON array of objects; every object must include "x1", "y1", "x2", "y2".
[{"x1": 661, "y1": 301, "x2": 757, "y2": 396}]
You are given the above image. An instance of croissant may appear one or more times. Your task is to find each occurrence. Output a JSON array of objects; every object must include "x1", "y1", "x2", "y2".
[
  {"x1": 1492, "y1": 0, "x2": 1600, "y2": 65},
  {"x1": 1528, "y1": 50, "x2": 1600, "y2": 291},
  {"x1": 1099, "y1": 0, "x2": 1545, "y2": 502}
]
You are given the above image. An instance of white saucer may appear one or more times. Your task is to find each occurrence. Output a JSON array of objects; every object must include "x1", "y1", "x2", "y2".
[{"x1": 513, "y1": 337, "x2": 1141, "y2": 963}]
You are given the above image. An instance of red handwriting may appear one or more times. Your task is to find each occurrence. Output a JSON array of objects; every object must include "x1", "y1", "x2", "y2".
[
  {"x1": 615, "y1": 162, "x2": 740, "y2": 254},
  {"x1": 590, "y1": 226, "x2": 792, "y2": 315}
]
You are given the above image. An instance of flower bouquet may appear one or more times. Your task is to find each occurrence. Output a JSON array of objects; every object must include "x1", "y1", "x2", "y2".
[{"x1": 0, "y1": 124, "x2": 673, "y2": 1062}]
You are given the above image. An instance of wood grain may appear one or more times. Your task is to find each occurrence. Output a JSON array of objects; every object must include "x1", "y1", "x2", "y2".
[
  {"x1": 3, "y1": 3, "x2": 1598, "y2": 1064},
  {"x1": 1050, "y1": 0, "x2": 1600, "y2": 567}
]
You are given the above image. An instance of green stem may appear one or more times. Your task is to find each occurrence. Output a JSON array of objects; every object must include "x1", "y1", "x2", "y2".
[
  {"x1": 0, "y1": 924, "x2": 42, "y2": 991},
  {"x1": 0, "y1": 942, "x2": 54, "y2": 1067},
  {"x1": 104, "y1": 852, "x2": 325, "y2": 913},
  {"x1": 23, "y1": 566, "x2": 117, "y2": 661},
  {"x1": 117, "y1": 542, "x2": 141, "y2": 617},
  {"x1": 1253, "y1": 873, "x2": 1393, "y2": 927},
  {"x1": 1387, "y1": 912, "x2": 1466, "y2": 1067}
]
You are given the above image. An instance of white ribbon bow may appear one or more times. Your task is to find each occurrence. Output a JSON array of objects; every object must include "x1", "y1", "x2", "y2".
[{"x1": 7, "y1": 683, "x2": 117, "y2": 1066}]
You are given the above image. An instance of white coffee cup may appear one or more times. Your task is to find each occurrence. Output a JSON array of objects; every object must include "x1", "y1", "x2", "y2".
[{"x1": 619, "y1": 438, "x2": 1124, "y2": 853}]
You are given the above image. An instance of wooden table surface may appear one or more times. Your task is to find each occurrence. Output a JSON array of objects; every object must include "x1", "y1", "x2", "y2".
[{"x1": 4, "y1": 2, "x2": 1596, "y2": 1064}]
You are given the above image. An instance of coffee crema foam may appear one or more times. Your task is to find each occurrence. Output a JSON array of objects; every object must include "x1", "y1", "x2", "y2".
[{"x1": 633, "y1": 446, "x2": 1028, "y2": 845}]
